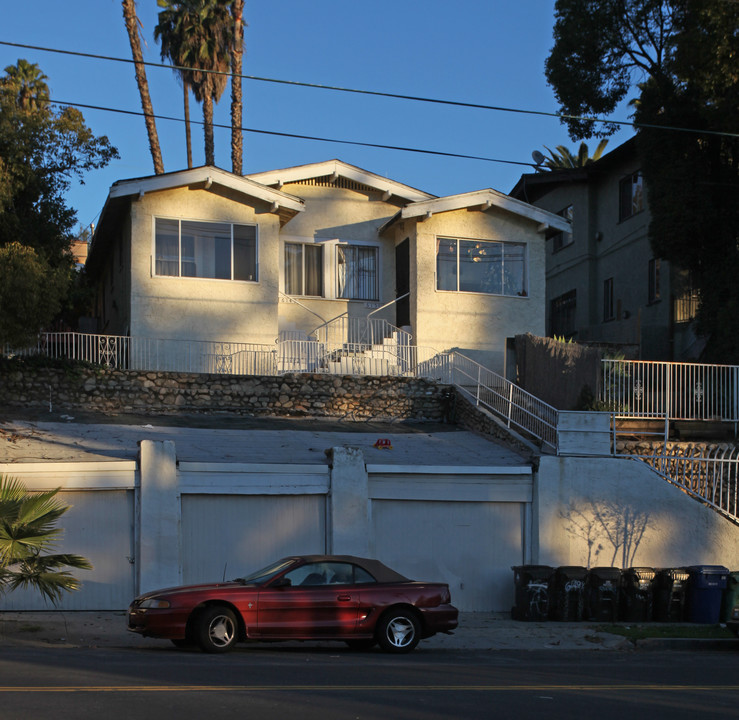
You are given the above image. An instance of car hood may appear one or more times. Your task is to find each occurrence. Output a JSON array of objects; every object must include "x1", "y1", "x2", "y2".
[{"x1": 134, "y1": 581, "x2": 251, "y2": 600}]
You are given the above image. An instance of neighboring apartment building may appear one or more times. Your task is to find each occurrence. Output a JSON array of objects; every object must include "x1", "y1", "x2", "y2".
[
  {"x1": 510, "y1": 138, "x2": 699, "y2": 360},
  {"x1": 86, "y1": 161, "x2": 569, "y2": 374}
]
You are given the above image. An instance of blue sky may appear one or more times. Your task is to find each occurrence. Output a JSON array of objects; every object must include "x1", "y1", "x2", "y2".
[{"x1": 2, "y1": 0, "x2": 634, "y2": 233}]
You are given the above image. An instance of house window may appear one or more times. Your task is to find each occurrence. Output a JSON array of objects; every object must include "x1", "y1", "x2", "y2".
[
  {"x1": 550, "y1": 290, "x2": 577, "y2": 339},
  {"x1": 552, "y1": 205, "x2": 574, "y2": 252},
  {"x1": 436, "y1": 237, "x2": 527, "y2": 296},
  {"x1": 674, "y1": 270, "x2": 699, "y2": 324},
  {"x1": 154, "y1": 218, "x2": 257, "y2": 281},
  {"x1": 619, "y1": 171, "x2": 644, "y2": 221},
  {"x1": 336, "y1": 245, "x2": 378, "y2": 300},
  {"x1": 604, "y1": 277, "x2": 614, "y2": 321},
  {"x1": 285, "y1": 243, "x2": 323, "y2": 296},
  {"x1": 648, "y1": 258, "x2": 661, "y2": 304}
]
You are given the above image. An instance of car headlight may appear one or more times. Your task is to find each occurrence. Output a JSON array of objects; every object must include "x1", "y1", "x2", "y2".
[{"x1": 139, "y1": 598, "x2": 171, "y2": 609}]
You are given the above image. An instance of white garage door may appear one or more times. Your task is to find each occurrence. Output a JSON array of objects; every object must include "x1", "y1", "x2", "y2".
[
  {"x1": 0, "y1": 490, "x2": 135, "y2": 611},
  {"x1": 181, "y1": 494, "x2": 327, "y2": 584},
  {"x1": 371, "y1": 499, "x2": 524, "y2": 612}
]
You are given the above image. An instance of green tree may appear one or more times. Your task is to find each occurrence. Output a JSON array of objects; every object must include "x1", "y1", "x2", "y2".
[
  {"x1": 545, "y1": 0, "x2": 739, "y2": 362},
  {"x1": 154, "y1": 1, "x2": 232, "y2": 167},
  {"x1": 537, "y1": 139, "x2": 609, "y2": 170},
  {"x1": 122, "y1": 0, "x2": 165, "y2": 175},
  {"x1": 0, "y1": 475, "x2": 92, "y2": 605},
  {"x1": 0, "y1": 243, "x2": 67, "y2": 347},
  {"x1": 0, "y1": 61, "x2": 117, "y2": 339},
  {"x1": 155, "y1": 0, "x2": 195, "y2": 168}
]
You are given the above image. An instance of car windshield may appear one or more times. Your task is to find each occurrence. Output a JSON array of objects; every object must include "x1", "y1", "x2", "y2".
[{"x1": 233, "y1": 559, "x2": 295, "y2": 586}]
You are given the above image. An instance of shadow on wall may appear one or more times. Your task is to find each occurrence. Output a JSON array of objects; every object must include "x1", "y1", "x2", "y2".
[{"x1": 559, "y1": 499, "x2": 650, "y2": 568}]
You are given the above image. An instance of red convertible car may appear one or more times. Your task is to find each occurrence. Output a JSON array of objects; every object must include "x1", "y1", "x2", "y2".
[{"x1": 127, "y1": 555, "x2": 458, "y2": 654}]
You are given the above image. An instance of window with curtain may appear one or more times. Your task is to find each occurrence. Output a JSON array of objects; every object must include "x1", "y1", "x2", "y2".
[
  {"x1": 336, "y1": 245, "x2": 378, "y2": 300},
  {"x1": 154, "y1": 218, "x2": 257, "y2": 281},
  {"x1": 436, "y1": 237, "x2": 527, "y2": 297},
  {"x1": 284, "y1": 243, "x2": 323, "y2": 296}
]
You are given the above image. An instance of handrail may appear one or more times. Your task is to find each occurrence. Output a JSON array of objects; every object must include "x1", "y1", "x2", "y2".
[
  {"x1": 277, "y1": 291, "x2": 327, "y2": 327},
  {"x1": 367, "y1": 292, "x2": 410, "y2": 319}
]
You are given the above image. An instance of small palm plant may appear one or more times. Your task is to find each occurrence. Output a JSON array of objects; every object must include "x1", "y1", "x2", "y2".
[{"x1": 0, "y1": 475, "x2": 92, "y2": 605}]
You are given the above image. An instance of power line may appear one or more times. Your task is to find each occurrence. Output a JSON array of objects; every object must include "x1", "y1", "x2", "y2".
[
  {"x1": 53, "y1": 98, "x2": 536, "y2": 169},
  {"x1": 2, "y1": 39, "x2": 737, "y2": 140}
]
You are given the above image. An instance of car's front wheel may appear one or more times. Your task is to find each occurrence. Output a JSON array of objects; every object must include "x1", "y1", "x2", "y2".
[
  {"x1": 195, "y1": 606, "x2": 238, "y2": 653},
  {"x1": 376, "y1": 609, "x2": 420, "y2": 653}
]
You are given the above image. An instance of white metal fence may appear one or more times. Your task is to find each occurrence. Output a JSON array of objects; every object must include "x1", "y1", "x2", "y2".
[
  {"x1": 637, "y1": 445, "x2": 739, "y2": 525},
  {"x1": 601, "y1": 359, "x2": 739, "y2": 422}
]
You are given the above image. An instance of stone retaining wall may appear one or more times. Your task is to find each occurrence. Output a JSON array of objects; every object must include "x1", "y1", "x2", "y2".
[{"x1": 0, "y1": 359, "x2": 451, "y2": 421}]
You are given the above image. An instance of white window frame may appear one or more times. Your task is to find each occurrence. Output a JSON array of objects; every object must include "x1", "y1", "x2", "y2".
[
  {"x1": 435, "y1": 235, "x2": 529, "y2": 298},
  {"x1": 152, "y1": 216, "x2": 258, "y2": 282}
]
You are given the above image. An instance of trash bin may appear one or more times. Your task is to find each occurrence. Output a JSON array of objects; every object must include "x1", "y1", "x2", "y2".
[
  {"x1": 686, "y1": 565, "x2": 729, "y2": 623},
  {"x1": 653, "y1": 568, "x2": 690, "y2": 622},
  {"x1": 511, "y1": 565, "x2": 553, "y2": 621},
  {"x1": 621, "y1": 567, "x2": 655, "y2": 621},
  {"x1": 585, "y1": 567, "x2": 622, "y2": 621},
  {"x1": 720, "y1": 571, "x2": 739, "y2": 623},
  {"x1": 550, "y1": 566, "x2": 587, "y2": 621}
]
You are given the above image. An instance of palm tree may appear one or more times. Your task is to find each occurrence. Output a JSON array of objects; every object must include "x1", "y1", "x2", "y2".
[
  {"x1": 230, "y1": 0, "x2": 245, "y2": 175},
  {"x1": 155, "y1": 1, "x2": 232, "y2": 168},
  {"x1": 156, "y1": 0, "x2": 194, "y2": 169},
  {"x1": 122, "y1": 0, "x2": 165, "y2": 175},
  {"x1": 0, "y1": 475, "x2": 92, "y2": 605},
  {"x1": 535, "y1": 139, "x2": 609, "y2": 171},
  {"x1": 0, "y1": 59, "x2": 50, "y2": 111}
]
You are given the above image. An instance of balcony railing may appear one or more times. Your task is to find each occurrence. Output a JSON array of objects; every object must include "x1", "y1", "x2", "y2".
[{"x1": 601, "y1": 359, "x2": 739, "y2": 422}]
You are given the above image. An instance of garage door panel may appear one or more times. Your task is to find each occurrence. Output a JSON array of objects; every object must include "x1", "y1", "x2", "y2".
[
  {"x1": 0, "y1": 490, "x2": 135, "y2": 611},
  {"x1": 372, "y1": 499, "x2": 523, "y2": 612},
  {"x1": 181, "y1": 494, "x2": 326, "y2": 585}
]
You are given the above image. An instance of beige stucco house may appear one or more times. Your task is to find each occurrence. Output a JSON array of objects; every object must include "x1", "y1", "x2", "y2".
[{"x1": 87, "y1": 161, "x2": 570, "y2": 374}]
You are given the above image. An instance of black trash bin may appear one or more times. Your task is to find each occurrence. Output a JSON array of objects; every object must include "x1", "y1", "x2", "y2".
[
  {"x1": 686, "y1": 565, "x2": 729, "y2": 623},
  {"x1": 653, "y1": 568, "x2": 690, "y2": 622},
  {"x1": 511, "y1": 565, "x2": 553, "y2": 621},
  {"x1": 585, "y1": 567, "x2": 622, "y2": 621},
  {"x1": 550, "y1": 566, "x2": 587, "y2": 621},
  {"x1": 621, "y1": 567, "x2": 655, "y2": 621}
]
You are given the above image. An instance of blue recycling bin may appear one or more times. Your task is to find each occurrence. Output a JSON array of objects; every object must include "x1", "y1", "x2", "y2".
[{"x1": 686, "y1": 565, "x2": 729, "y2": 623}]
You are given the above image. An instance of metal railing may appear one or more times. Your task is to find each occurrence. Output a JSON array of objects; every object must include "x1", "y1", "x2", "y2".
[
  {"x1": 636, "y1": 445, "x2": 739, "y2": 525},
  {"x1": 427, "y1": 352, "x2": 559, "y2": 453},
  {"x1": 601, "y1": 359, "x2": 739, "y2": 422}
]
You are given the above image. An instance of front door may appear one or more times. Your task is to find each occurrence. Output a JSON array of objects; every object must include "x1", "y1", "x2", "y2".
[{"x1": 395, "y1": 238, "x2": 410, "y2": 328}]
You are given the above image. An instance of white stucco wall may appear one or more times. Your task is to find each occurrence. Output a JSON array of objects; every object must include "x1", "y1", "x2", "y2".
[
  {"x1": 536, "y1": 455, "x2": 739, "y2": 569},
  {"x1": 409, "y1": 208, "x2": 547, "y2": 373},
  {"x1": 128, "y1": 186, "x2": 283, "y2": 345}
]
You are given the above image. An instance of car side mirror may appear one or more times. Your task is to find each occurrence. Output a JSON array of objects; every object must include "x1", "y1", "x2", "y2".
[{"x1": 271, "y1": 577, "x2": 292, "y2": 588}]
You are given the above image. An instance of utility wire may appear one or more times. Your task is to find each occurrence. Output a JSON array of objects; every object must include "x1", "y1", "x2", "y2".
[
  {"x1": 2, "y1": 39, "x2": 737, "y2": 140},
  {"x1": 53, "y1": 98, "x2": 535, "y2": 168}
]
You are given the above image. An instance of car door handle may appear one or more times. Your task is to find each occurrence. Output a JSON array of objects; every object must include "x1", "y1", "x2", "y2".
[{"x1": 337, "y1": 594, "x2": 352, "y2": 602}]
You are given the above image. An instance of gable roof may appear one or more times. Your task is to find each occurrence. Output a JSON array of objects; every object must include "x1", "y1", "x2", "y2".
[
  {"x1": 380, "y1": 188, "x2": 572, "y2": 234},
  {"x1": 246, "y1": 159, "x2": 435, "y2": 204},
  {"x1": 105, "y1": 165, "x2": 305, "y2": 214}
]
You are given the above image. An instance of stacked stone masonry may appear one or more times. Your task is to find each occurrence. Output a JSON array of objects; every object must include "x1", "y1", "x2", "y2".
[{"x1": 0, "y1": 362, "x2": 451, "y2": 422}]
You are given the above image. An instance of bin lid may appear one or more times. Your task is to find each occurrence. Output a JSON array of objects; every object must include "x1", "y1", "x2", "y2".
[
  {"x1": 626, "y1": 566, "x2": 656, "y2": 578},
  {"x1": 588, "y1": 567, "x2": 622, "y2": 578},
  {"x1": 555, "y1": 565, "x2": 588, "y2": 578},
  {"x1": 687, "y1": 565, "x2": 729, "y2": 575}
]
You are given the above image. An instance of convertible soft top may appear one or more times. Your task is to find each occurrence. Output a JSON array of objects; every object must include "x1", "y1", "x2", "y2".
[{"x1": 284, "y1": 555, "x2": 411, "y2": 584}]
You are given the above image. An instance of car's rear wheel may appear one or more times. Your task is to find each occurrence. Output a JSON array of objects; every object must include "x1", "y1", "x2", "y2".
[
  {"x1": 195, "y1": 606, "x2": 238, "y2": 653},
  {"x1": 376, "y1": 609, "x2": 420, "y2": 653}
]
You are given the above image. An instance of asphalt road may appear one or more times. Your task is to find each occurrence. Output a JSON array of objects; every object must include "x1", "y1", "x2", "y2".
[{"x1": 1, "y1": 645, "x2": 738, "y2": 720}]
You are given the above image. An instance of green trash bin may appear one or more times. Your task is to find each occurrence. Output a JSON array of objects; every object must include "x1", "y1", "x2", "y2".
[
  {"x1": 511, "y1": 565, "x2": 553, "y2": 621},
  {"x1": 720, "y1": 571, "x2": 739, "y2": 623},
  {"x1": 653, "y1": 568, "x2": 690, "y2": 622},
  {"x1": 621, "y1": 567, "x2": 655, "y2": 621}
]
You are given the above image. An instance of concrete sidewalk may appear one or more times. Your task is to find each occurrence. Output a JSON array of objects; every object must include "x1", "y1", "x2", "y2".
[{"x1": 1, "y1": 611, "x2": 734, "y2": 652}]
